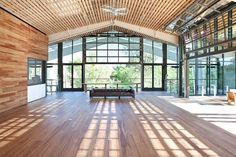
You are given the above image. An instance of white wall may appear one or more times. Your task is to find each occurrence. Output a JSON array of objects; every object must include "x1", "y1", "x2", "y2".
[{"x1": 28, "y1": 84, "x2": 46, "y2": 102}]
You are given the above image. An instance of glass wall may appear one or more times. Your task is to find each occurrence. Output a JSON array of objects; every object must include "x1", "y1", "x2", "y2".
[
  {"x1": 47, "y1": 44, "x2": 58, "y2": 92},
  {"x1": 143, "y1": 39, "x2": 163, "y2": 63},
  {"x1": 62, "y1": 38, "x2": 83, "y2": 90},
  {"x1": 62, "y1": 39, "x2": 83, "y2": 63},
  {"x1": 188, "y1": 52, "x2": 236, "y2": 95},
  {"x1": 143, "y1": 39, "x2": 163, "y2": 90},
  {"x1": 85, "y1": 33, "x2": 141, "y2": 63},
  {"x1": 47, "y1": 38, "x2": 83, "y2": 91},
  {"x1": 167, "y1": 45, "x2": 179, "y2": 94},
  {"x1": 85, "y1": 64, "x2": 141, "y2": 89},
  {"x1": 224, "y1": 52, "x2": 236, "y2": 90},
  {"x1": 47, "y1": 31, "x2": 179, "y2": 93},
  {"x1": 142, "y1": 39, "x2": 179, "y2": 92},
  {"x1": 183, "y1": 6, "x2": 236, "y2": 58}
]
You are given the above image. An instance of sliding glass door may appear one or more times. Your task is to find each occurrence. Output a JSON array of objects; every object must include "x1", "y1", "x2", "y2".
[
  {"x1": 62, "y1": 64, "x2": 83, "y2": 90},
  {"x1": 143, "y1": 65, "x2": 163, "y2": 90}
]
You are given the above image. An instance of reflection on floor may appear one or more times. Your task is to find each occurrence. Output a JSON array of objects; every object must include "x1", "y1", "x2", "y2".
[
  {"x1": 0, "y1": 99, "x2": 65, "y2": 148},
  {"x1": 0, "y1": 92, "x2": 236, "y2": 157},
  {"x1": 160, "y1": 95, "x2": 236, "y2": 135},
  {"x1": 130, "y1": 99, "x2": 219, "y2": 157},
  {"x1": 76, "y1": 100, "x2": 120, "y2": 157}
]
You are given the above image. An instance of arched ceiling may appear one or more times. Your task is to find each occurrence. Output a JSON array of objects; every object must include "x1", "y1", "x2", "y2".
[{"x1": 0, "y1": 0, "x2": 194, "y2": 35}]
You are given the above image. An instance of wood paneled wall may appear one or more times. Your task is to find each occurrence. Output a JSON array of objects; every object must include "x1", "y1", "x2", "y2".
[{"x1": 0, "y1": 9, "x2": 48, "y2": 113}]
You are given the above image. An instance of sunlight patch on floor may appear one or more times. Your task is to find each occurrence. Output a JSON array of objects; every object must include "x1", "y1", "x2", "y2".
[
  {"x1": 76, "y1": 99, "x2": 121, "y2": 157},
  {"x1": 130, "y1": 99, "x2": 219, "y2": 157}
]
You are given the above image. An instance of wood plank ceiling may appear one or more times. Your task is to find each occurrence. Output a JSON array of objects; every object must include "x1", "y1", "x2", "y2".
[{"x1": 0, "y1": 0, "x2": 194, "y2": 35}]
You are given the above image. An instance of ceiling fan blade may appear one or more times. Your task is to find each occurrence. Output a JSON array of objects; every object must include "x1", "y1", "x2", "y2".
[
  {"x1": 117, "y1": 12, "x2": 127, "y2": 15},
  {"x1": 115, "y1": 8, "x2": 127, "y2": 12},
  {"x1": 102, "y1": 5, "x2": 113, "y2": 10},
  {"x1": 102, "y1": 8, "x2": 113, "y2": 13}
]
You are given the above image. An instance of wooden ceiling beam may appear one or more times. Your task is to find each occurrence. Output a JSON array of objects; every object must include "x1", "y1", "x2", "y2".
[{"x1": 48, "y1": 20, "x2": 179, "y2": 45}]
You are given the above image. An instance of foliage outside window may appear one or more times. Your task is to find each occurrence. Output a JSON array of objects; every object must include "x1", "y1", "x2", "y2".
[
  {"x1": 46, "y1": 31, "x2": 180, "y2": 94},
  {"x1": 85, "y1": 64, "x2": 141, "y2": 89},
  {"x1": 28, "y1": 58, "x2": 44, "y2": 85}
]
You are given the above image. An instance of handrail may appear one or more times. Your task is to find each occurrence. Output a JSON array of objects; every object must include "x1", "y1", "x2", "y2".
[
  {"x1": 166, "y1": 79, "x2": 178, "y2": 95},
  {"x1": 83, "y1": 82, "x2": 141, "y2": 93},
  {"x1": 82, "y1": 82, "x2": 141, "y2": 85},
  {"x1": 46, "y1": 79, "x2": 58, "y2": 94}
]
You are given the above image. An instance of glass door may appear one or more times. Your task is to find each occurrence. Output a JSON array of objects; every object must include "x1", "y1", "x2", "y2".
[
  {"x1": 154, "y1": 65, "x2": 162, "y2": 88},
  {"x1": 143, "y1": 65, "x2": 152, "y2": 88},
  {"x1": 62, "y1": 64, "x2": 83, "y2": 90},
  {"x1": 143, "y1": 65, "x2": 163, "y2": 90}
]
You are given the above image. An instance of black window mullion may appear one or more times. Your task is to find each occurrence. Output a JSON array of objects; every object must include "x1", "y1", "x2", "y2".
[
  {"x1": 222, "y1": 54, "x2": 225, "y2": 94},
  {"x1": 58, "y1": 42, "x2": 63, "y2": 91},
  {"x1": 228, "y1": 10, "x2": 233, "y2": 48},
  {"x1": 71, "y1": 40, "x2": 74, "y2": 88},
  {"x1": 152, "y1": 41, "x2": 154, "y2": 63},
  {"x1": 33, "y1": 59, "x2": 36, "y2": 79},
  {"x1": 152, "y1": 65, "x2": 154, "y2": 88},
  {"x1": 235, "y1": 52, "x2": 236, "y2": 89},
  {"x1": 71, "y1": 65, "x2": 74, "y2": 88},
  {"x1": 214, "y1": 18, "x2": 218, "y2": 52}
]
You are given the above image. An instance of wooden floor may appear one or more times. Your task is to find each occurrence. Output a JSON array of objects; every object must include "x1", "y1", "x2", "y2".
[{"x1": 0, "y1": 92, "x2": 236, "y2": 157}]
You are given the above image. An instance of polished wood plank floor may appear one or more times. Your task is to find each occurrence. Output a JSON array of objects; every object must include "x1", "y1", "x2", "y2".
[{"x1": 0, "y1": 92, "x2": 236, "y2": 157}]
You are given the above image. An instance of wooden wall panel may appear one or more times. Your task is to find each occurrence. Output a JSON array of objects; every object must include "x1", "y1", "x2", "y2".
[{"x1": 0, "y1": 9, "x2": 48, "y2": 113}]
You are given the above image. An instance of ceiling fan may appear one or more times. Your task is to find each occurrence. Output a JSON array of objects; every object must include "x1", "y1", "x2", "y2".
[{"x1": 101, "y1": 0, "x2": 128, "y2": 16}]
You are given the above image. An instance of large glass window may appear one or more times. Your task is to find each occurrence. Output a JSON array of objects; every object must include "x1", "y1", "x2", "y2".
[
  {"x1": 224, "y1": 52, "x2": 236, "y2": 90},
  {"x1": 63, "y1": 65, "x2": 72, "y2": 88},
  {"x1": 62, "y1": 64, "x2": 83, "y2": 89},
  {"x1": 85, "y1": 64, "x2": 141, "y2": 89},
  {"x1": 62, "y1": 38, "x2": 83, "y2": 90},
  {"x1": 48, "y1": 44, "x2": 58, "y2": 63},
  {"x1": 143, "y1": 65, "x2": 162, "y2": 89},
  {"x1": 167, "y1": 65, "x2": 179, "y2": 94},
  {"x1": 167, "y1": 45, "x2": 178, "y2": 64},
  {"x1": 63, "y1": 41, "x2": 73, "y2": 63},
  {"x1": 28, "y1": 58, "x2": 44, "y2": 85},
  {"x1": 47, "y1": 32, "x2": 180, "y2": 93},
  {"x1": 183, "y1": 6, "x2": 236, "y2": 58},
  {"x1": 143, "y1": 39, "x2": 163, "y2": 63},
  {"x1": 85, "y1": 34, "x2": 141, "y2": 63},
  {"x1": 47, "y1": 44, "x2": 59, "y2": 92},
  {"x1": 63, "y1": 39, "x2": 83, "y2": 63},
  {"x1": 73, "y1": 38, "x2": 83, "y2": 63},
  {"x1": 188, "y1": 52, "x2": 236, "y2": 96}
]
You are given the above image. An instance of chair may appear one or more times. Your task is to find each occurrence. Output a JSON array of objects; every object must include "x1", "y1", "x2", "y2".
[{"x1": 227, "y1": 92, "x2": 236, "y2": 105}]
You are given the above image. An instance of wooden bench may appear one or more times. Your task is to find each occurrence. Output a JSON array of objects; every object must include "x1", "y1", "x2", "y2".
[{"x1": 90, "y1": 88, "x2": 135, "y2": 98}]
